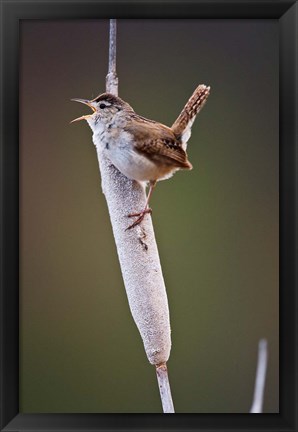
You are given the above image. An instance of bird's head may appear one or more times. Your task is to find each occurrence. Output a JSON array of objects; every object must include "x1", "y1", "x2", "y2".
[{"x1": 71, "y1": 93, "x2": 133, "y2": 132}]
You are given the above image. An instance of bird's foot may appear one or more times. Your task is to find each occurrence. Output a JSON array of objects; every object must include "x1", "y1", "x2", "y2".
[{"x1": 126, "y1": 208, "x2": 152, "y2": 230}]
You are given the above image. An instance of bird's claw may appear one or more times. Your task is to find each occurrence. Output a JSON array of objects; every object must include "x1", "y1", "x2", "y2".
[{"x1": 125, "y1": 208, "x2": 152, "y2": 230}]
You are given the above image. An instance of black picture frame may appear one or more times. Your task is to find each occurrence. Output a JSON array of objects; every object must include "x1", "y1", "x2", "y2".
[{"x1": 0, "y1": 1, "x2": 297, "y2": 431}]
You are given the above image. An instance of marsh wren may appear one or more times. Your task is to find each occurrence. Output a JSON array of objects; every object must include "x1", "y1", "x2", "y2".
[{"x1": 71, "y1": 84, "x2": 210, "y2": 229}]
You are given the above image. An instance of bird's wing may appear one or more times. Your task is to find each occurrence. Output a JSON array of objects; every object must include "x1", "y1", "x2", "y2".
[{"x1": 124, "y1": 115, "x2": 192, "y2": 169}]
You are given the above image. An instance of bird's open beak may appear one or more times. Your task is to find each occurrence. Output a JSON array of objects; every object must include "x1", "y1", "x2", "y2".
[{"x1": 70, "y1": 98, "x2": 97, "y2": 123}]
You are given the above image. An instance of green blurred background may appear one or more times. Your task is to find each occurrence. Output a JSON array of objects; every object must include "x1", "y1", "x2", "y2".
[{"x1": 19, "y1": 19, "x2": 279, "y2": 413}]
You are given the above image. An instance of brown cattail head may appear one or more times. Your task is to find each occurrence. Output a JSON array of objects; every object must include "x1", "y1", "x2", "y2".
[{"x1": 171, "y1": 84, "x2": 210, "y2": 149}]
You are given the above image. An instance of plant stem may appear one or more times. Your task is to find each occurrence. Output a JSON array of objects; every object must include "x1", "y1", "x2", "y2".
[
  {"x1": 106, "y1": 19, "x2": 118, "y2": 96},
  {"x1": 250, "y1": 339, "x2": 268, "y2": 413},
  {"x1": 156, "y1": 363, "x2": 175, "y2": 413}
]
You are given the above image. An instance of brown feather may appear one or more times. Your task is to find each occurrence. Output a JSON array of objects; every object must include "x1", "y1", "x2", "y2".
[
  {"x1": 124, "y1": 114, "x2": 192, "y2": 169},
  {"x1": 172, "y1": 85, "x2": 210, "y2": 139}
]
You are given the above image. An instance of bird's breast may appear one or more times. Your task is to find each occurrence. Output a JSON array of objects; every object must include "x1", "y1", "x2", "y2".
[{"x1": 93, "y1": 131, "x2": 173, "y2": 182}]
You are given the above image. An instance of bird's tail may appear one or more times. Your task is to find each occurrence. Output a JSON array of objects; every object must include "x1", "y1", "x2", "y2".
[{"x1": 172, "y1": 84, "x2": 210, "y2": 149}]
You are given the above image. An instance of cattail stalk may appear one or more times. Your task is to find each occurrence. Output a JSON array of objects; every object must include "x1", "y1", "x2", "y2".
[
  {"x1": 98, "y1": 18, "x2": 174, "y2": 413},
  {"x1": 250, "y1": 339, "x2": 268, "y2": 413}
]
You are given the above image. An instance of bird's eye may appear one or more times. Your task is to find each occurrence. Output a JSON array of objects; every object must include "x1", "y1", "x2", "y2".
[{"x1": 99, "y1": 103, "x2": 106, "y2": 109}]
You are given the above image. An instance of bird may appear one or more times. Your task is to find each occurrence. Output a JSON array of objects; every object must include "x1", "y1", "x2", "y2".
[{"x1": 71, "y1": 84, "x2": 210, "y2": 229}]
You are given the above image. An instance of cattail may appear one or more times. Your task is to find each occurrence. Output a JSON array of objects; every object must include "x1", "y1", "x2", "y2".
[
  {"x1": 98, "y1": 19, "x2": 174, "y2": 412},
  {"x1": 99, "y1": 19, "x2": 172, "y2": 367},
  {"x1": 97, "y1": 155, "x2": 171, "y2": 366}
]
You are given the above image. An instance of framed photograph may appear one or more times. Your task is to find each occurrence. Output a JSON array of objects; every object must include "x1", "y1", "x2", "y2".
[{"x1": 1, "y1": 1, "x2": 297, "y2": 431}]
